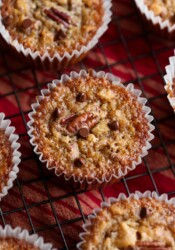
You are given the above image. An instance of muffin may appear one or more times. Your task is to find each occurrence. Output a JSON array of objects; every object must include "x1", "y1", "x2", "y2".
[
  {"x1": 0, "y1": 112, "x2": 21, "y2": 200},
  {"x1": 0, "y1": 238, "x2": 40, "y2": 250},
  {"x1": 28, "y1": 70, "x2": 154, "y2": 189},
  {"x1": 0, "y1": 128, "x2": 13, "y2": 193},
  {"x1": 145, "y1": 0, "x2": 175, "y2": 25},
  {"x1": 135, "y1": 0, "x2": 175, "y2": 39},
  {"x1": 0, "y1": 225, "x2": 54, "y2": 250},
  {"x1": 164, "y1": 55, "x2": 175, "y2": 113},
  {"x1": 77, "y1": 191, "x2": 175, "y2": 250},
  {"x1": 0, "y1": 0, "x2": 112, "y2": 69}
]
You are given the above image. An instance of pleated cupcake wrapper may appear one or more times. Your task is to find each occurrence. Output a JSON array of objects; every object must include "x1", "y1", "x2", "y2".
[
  {"x1": 0, "y1": 112, "x2": 21, "y2": 201},
  {"x1": 0, "y1": 0, "x2": 112, "y2": 70},
  {"x1": 164, "y1": 54, "x2": 175, "y2": 113},
  {"x1": 135, "y1": 0, "x2": 175, "y2": 37},
  {"x1": 27, "y1": 69, "x2": 154, "y2": 188},
  {"x1": 0, "y1": 225, "x2": 56, "y2": 250},
  {"x1": 77, "y1": 190, "x2": 175, "y2": 249}
]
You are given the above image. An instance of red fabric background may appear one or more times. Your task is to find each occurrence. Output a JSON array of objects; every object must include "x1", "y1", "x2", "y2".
[{"x1": 0, "y1": 0, "x2": 175, "y2": 249}]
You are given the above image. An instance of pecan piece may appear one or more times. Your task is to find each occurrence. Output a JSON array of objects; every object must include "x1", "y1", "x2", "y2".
[
  {"x1": 44, "y1": 8, "x2": 70, "y2": 27},
  {"x1": 60, "y1": 114, "x2": 77, "y2": 126},
  {"x1": 139, "y1": 248, "x2": 172, "y2": 250},
  {"x1": 136, "y1": 241, "x2": 166, "y2": 248},
  {"x1": 66, "y1": 113, "x2": 98, "y2": 134},
  {"x1": 51, "y1": 8, "x2": 71, "y2": 24}
]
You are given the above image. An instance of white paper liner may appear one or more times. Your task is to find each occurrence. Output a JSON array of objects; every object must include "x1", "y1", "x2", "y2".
[
  {"x1": 0, "y1": 0, "x2": 112, "y2": 69},
  {"x1": 27, "y1": 69, "x2": 155, "y2": 188},
  {"x1": 135, "y1": 0, "x2": 175, "y2": 34},
  {"x1": 0, "y1": 112, "x2": 21, "y2": 201},
  {"x1": 164, "y1": 54, "x2": 175, "y2": 113},
  {"x1": 77, "y1": 190, "x2": 175, "y2": 250},
  {"x1": 0, "y1": 225, "x2": 55, "y2": 250}
]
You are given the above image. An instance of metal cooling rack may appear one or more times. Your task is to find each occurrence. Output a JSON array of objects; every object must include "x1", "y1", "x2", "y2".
[{"x1": 0, "y1": 0, "x2": 175, "y2": 249}]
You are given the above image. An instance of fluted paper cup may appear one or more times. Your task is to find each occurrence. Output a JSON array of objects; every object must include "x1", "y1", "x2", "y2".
[
  {"x1": 0, "y1": 0, "x2": 112, "y2": 70},
  {"x1": 0, "y1": 225, "x2": 55, "y2": 250},
  {"x1": 164, "y1": 54, "x2": 175, "y2": 113},
  {"x1": 0, "y1": 112, "x2": 21, "y2": 201},
  {"x1": 135, "y1": 0, "x2": 175, "y2": 39},
  {"x1": 27, "y1": 69, "x2": 154, "y2": 190},
  {"x1": 77, "y1": 190, "x2": 175, "y2": 249}
]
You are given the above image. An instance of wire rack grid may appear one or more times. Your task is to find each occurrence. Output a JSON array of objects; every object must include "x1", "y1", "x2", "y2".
[{"x1": 0, "y1": 0, "x2": 175, "y2": 249}]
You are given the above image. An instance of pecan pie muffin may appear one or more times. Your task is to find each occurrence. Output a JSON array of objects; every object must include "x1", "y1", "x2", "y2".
[
  {"x1": 144, "y1": 0, "x2": 175, "y2": 25},
  {"x1": 78, "y1": 194, "x2": 175, "y2": 250},
  {"x1": 0, "y1": 238, "x2": 40, "y2": 250},
  {"x1": 0, "y1": 128, "x2": 13, "y2": 193},
  {"x1": 0, "y1": 0, "x2": 107, "y2": 58},
  {"x1": 164, "y1": 57, "x2": 175, "y2": 113},
  {"x1": 28, "y1": 70, "x2": 154, "y2": 187},
  {"x1": 0, "y1": 225, "x2": 54, "y2": 250}
]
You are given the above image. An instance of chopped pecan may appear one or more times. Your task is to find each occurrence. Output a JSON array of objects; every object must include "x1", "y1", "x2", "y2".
[
  {"x1": 60, "y1": 114, "x2": 77, "y2": 126},
  {"x1": 44, "y1": 8, "x2": 70, "y2": 27},
  {"x1": 136, "y1": 241, "x2": 166, "y2": 248},
  {"x1": 139, "y1": 248, "x2": 172, "y2": 250},
  {"x1": 51, "y1": 8, "x2": 71, "y2": 24},
  {"x1": 66, "y1": 113, "x2": 98, "y2": 134}
]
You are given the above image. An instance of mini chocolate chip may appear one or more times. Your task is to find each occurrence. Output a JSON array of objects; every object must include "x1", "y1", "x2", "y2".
[
  {"x1": 79, "y1": 128, "x2": 89, "y2": 138},
  {"x1": 74, "y1": 158, "x2": 84, "y2": 168},
  {"x1": 2, "y1": 16, "x2": 11, "y2": 26},
  {"x1": 22, "y1": 18, "x2": 33, "y2": 29},
  {"x1": 140, "y1": 207, "x2": 147, "y2": 219},
  {"x1": 136, "y1": 231, "x2": 141, "y2": 240},
  {"x1": 54, "y1": 29, "x2": 66, "y2": 41},
  {"x1": 76, "y1": 93, "x2": 87, "y2": 102},
  {"x1": 108, "y1": 121, "x2": 119, "y2": 131},
  {"x1": 53, "y1": 108, "x2": 60, "y2": 119}
]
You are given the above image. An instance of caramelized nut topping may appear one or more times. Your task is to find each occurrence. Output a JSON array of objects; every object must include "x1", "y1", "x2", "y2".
[
  {"x1": 140, "y1": 207, "x2": 147, "y2": 219},
  {"x1": 108, "y1": 121, "x2": 119, "y2": 131},
  {"x1": 79, "y1": 127, "x2": 89, "y2": 138},
  {"x1": 74, "y1": 158, "x2": 84, "y2": 167},
  {"x1": 76, "y1": 93, "x2": 87, "y2": 102}
]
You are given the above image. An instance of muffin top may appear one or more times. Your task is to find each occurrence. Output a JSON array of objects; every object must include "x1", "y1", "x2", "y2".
[
  {"x1": 144, "y1": 0, "x2": 175, "y2": 25},
  {"x1": 1, "y1": 0, "x2": 103, "y2": 57},
  {"x1": 80, "y1": 197, "x2": 175, "y2": 250},
  {"x1": 31, "y1": 72, "x2": 150, "y2": 181},
  {"x1": 0, "y1": 238, "x2": 40, "y2": 250},
  {"x1": 0, "y1": 128, "x2": 13, "y2": 193}
]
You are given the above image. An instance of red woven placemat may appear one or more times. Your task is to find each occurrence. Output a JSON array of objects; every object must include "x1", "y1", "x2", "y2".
[{"x1": 0, "y1": 0, "x2": 175, "y2": 249}]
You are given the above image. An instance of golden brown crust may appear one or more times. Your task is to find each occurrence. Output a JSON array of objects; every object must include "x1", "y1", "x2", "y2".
[
  {"x1": 144, "y1": 0, "x2": 175, "y2": 25},
  {"x1": 0, "y1": 238, "x2": 40, "y2": 250},
  {"x1": 1, "y1": 0, "x2": 103, "y2": 57},
  {"x1": 0, "y1": 129, "x2": 13, "y2": 193},
  {"x1": 81, "y1": 197, "x2": 175, "y2": 250},
  {"x1": 31, "y1": 73, "x2": 149, "y2": 181}
]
